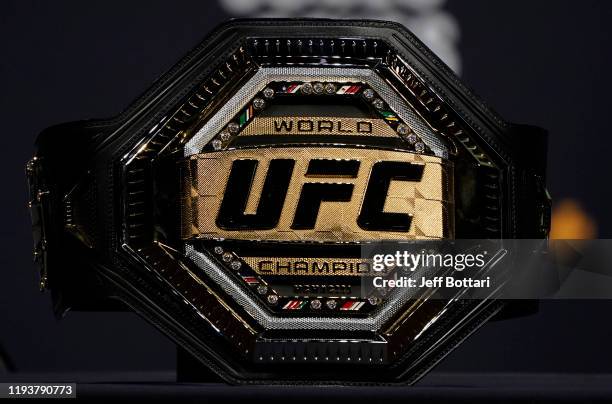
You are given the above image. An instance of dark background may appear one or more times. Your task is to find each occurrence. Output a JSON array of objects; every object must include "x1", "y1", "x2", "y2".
[{"x1": 1, "y1": 0, "x2": 611, "y2": 380}]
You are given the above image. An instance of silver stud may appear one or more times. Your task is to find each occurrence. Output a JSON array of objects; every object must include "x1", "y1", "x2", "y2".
[
  {"x1": 211, "y1": 139, "x2": 222, "y2": 150},
  {"x1": 213, "y1": 246, "x2": 223, "y2": 255},
  {"x1": 310, "y1": 299, "x2": 322, "y2": 310},
  {"x1": 414, "y1": 142, "x2": 425, "y2": 153},
  {"x1": 262, "y1": 87, "x2": 275, "y2": 99},
  {"x1": 396, "y1": 123, "x2": 410, "y2": 136},
  {"x1": 219, "y1": 131, "x2": 231, "y2": 141},
  {"x1": 301, "y1": 82, "x2": 313, "y2": 94},
  {"x1": 257, "y1": 285, "x2": 268, "y2": 295},
  {"x1": 227, "y1": 122, "x2": 240, "y2": 134},
  {"x1": 253, "y1": 97, "x2": 265, "y2": 110},
  {"x1": 230, "y1": 260, "x2": 242, "y2": 270},
  {"x1": 324, "y1": 83, "x2": 336, "y2": 94},
  {"x1": 222, "y1": 252, "x2": 233, "y2": 262},
  {"x1": 267, "y1": 294, "x2": 279, "y2": 305},
  {"x1": 372, "y1": 98, "x2": 384, "y2": 109},
  {"x1": 406, "y1": 133, "x2": 418, "y2": 144},
  {"x1": 368, "y1": 296, "x2": 380, "y2": 306},
  {"x1": 313, "y1": 82, "x2": 324, "y2": 94},
  {"x1": 326, "y1": 299, "x2": 337, "y2": 310},
  {"x1": 362, "y1": 88, "x2": 375, "y2": 100}
]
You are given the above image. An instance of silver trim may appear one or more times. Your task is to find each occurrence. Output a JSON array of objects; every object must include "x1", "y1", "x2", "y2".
[
  {"x1": 185, "y1": 244, "x2": 423, "y2": 331},
  {"x1": 184, "y1": 67, "x2": 448, "y2": 157}
]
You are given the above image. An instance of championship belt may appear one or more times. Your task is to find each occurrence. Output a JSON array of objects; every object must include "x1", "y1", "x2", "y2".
[{"x1": 27, "y1": 19, "x2": 550, "y2": 384}]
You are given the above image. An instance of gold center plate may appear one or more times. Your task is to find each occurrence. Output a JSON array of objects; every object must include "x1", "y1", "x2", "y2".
[{"x1": 182, "y1": 147, "x2": 453, "y2": 242}]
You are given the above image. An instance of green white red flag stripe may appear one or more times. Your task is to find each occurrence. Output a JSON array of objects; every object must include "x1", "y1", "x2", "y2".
[
  {"x1": 336, "y1": 85, "x2": 361, "y2": 95},
  {"x1": 282, "y1": 300, "x2": 307, "y2": 310},
  {"x1": 284, "y1": 84, "x2": 301, "y2": 93},
  {"x1": 340, "y1": 301, "x2": 365, "y2": 311},
  {"x1": 242, "y1": 276, "x2": 259, "y2": 285}
]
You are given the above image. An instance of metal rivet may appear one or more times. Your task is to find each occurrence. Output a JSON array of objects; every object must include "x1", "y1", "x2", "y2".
[
  {"x1": 301, "y1": 82, "x2": 313, "y2": 95},
  {"x1": 253, "y1": 97, "x2": 265, "y2": 109},
  {"x1": 362, "y1": 88, "x2": 375, "y2": 100},
  {"x1": 227, "y1": 122, "x2": 240, "y2": 134},
  {"x1": 263, "y1": 87, "x2": 274, "y2": 99}
]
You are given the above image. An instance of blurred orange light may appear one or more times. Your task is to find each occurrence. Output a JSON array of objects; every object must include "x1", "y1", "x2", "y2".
[{"x1": 549, "y1": 199, "x2": 597, "y2": 239}]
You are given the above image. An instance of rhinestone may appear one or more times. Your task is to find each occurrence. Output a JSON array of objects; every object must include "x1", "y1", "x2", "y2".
[
  {"x1": 313, "y1": 82, "x2": 324, "y2": 94},
  {"x1": 372, "y1": 98, "x2": 384, "y2": 109},
  {"x1": 230, "y1": 260, "x2": 242, "y2": 270},
  {"x1": 414, "y1": 142, "x2": 426, "y2": 153},
  {"x1": 326, "y1": 299, "x2": 337, "y2": 310},
  {"x1": 211, "y1": 139, "x2": 222, "y2": 150},
  {"x1": 219, "y1": 131, "x2": 231, "y2": 141},
  {"x1": 406, "y1": 133, "x2": 418, "y2": 144},
  {"x1": 257, "y1": 285, "x2": 268, "y2": 295},
  {"x1": 267, "y1": 294, "x2": 279, "y2": 305},
  {"x1": 362, "y1": 88, "x2": 375, "y2": 100},
  {"x1": 227, "y1": 122, "x2": 240, "y2": 134},
  {"x1": 262, "y1": 87, "x2": 275, "y2": 99},
  {"x1": 368, "y1": 296, "x2": 380, "y2": 306},
  {"x1": 396, "y1": 123, "x2": 410, "y2": 136},
  {"x1": 253, "y1": 97, "x2": 265, "y2": 110},
  {"x1": 324, "y1": 83, "x2": 336, "y2": 94},
  {"x1": 301, "y1": 82, "x2": 313, "y2": 94},
  {"x1": 310, "y1": 299, "x2": 322, "y2": 310},
  {"x1": 222, "y1": 252, "x2": 233, "y2": 262},
  {"x1": 213, "y1": 246, "x2": 223, "y2": 255}
]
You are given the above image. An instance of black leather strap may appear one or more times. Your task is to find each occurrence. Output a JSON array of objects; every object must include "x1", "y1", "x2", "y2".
[{"x1": 29, "y1": 120, "x2": 122, "y2": 314}]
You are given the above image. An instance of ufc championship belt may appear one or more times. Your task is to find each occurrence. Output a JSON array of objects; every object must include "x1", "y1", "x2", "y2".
[{"x1": 27, "y1": 20, "x2": 550, "y2": 384}]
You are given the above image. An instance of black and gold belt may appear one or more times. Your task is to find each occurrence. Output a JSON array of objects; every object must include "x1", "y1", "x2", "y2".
[{"x1": 27, "y1": 19, "x2": 550, "y2": 384}]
